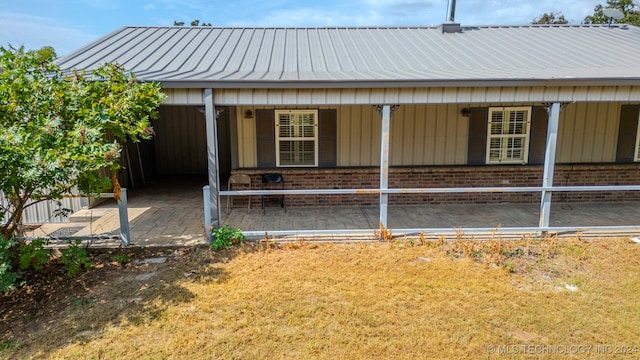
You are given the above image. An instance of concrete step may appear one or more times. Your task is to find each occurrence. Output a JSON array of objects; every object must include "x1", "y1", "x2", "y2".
[{"x1": 68, "y1": 208, "x2": 114, "y2": 222}]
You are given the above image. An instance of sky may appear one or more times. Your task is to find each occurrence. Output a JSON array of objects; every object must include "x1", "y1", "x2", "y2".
[{"x1": 0, "y1": 0, "x2": 609, "y2": 56}]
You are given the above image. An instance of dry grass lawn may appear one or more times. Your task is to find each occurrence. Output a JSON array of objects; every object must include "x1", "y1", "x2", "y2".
[{"x1": 2, "y1": 234, "x2": 640, "y2": 359}]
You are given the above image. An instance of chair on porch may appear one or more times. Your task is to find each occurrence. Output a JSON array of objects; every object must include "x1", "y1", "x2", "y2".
[
  {"x1": 227, "y1": 174, "x2": 252, "y2": 213},
  {"x1": 261, "y1": 173, "x2": 286, "y2": 214}
]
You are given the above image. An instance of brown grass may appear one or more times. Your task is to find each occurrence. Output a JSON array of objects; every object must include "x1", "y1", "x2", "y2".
[{"x1": 3, "y1": 235, "x2": 640, "y2": 359}]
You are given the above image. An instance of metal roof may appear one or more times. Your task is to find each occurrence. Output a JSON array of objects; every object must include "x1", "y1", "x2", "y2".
[{"x1": 57, "y1": 24, "x2": 640, "y2": 89}]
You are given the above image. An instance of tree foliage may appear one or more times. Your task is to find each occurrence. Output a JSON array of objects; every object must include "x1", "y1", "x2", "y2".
[
  {"x1": 531, "y1": 12, "x2": 569, "y2": 24},
  {"x1": 0, "y1": 46, "x2": 166, "y2": 239},
  {"x1": 173, "y1": 19, "x2": 212, "y2": 26},
  {"x1": 584, "y1": 0, "x2": 640, "y2": 25}
]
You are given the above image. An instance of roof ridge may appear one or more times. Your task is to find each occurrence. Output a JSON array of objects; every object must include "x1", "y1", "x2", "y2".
[{"x1": 117, "y1": 24, "x2": 634, "y2": 30}]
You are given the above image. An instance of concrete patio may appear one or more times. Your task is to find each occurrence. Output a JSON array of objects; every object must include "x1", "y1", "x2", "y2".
[{"x1": 26, "y1": 177, "x2": 640, "y2": 247}]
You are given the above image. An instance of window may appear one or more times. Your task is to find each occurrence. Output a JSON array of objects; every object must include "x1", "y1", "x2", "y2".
[
  {"x1": 275, "y1": 110, "x2": 318, "y2": 167},
  {"x1": 486, "y1": 107, "x2": 532, "y2": 164},
  {"x1": 635, "y1": 113, "x2": 640, "y2": 162}
]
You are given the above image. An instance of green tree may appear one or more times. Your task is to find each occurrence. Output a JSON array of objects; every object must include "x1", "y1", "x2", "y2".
[
  {"x1": 173, "y1": 19, "x2": 212, "y2": 26},
  {"x1": 584, "y1": 0, "x2": 640, "y2": 25},
  {"x1": 0, "y1": 46, "x2": 165, "y2": 239},
  {"x1": 532, "y1": 12, "x2": 569, "y2": 24}
]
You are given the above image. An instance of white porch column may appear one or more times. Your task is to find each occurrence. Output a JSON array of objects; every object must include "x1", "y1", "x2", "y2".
[
  {"x1": 539, "y1": 102, "x2": 561, "y2": 229},
  {"x1": 379, "y1": 104, "x2": 391, "y2": 228},
  {"x1": 204, "y1": 89, "x2": 221, "y2": 228}
]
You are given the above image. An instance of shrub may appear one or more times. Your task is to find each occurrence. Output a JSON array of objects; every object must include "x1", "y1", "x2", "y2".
[
  {"x1": 211, "y1": 225, "x2": 245, "y2": 250},
  {"x1": 0, "y1": 236, "x2": 18, "y2": 292},
  {"x1": 18, "y1": 238, "x2": 50, "y2": 271},
  {"x1": 60, "y1": 239, "x2": 94, "y2": 277}
]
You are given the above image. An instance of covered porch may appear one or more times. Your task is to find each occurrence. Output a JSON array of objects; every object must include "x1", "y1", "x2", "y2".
[{"x1": 28, "y1": 176, "x2": 640, "y2": 246}]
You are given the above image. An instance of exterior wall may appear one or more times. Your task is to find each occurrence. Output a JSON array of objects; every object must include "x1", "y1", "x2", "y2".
[
  {"x1": 556, "y1": 102, "x2": 620, "y2": 163},
  {"x1": 162, "y1": 89, "x2": 204, "y2": 105},
  {"x1": 153, "y1": 106, "x2": 208, "y2": 175},
  {"x1": 214, "y1": 86, "x2": 640, "y2": 106},
  {"x1": 230, "y1": 164, "x2": 640, "y2": 207},
  {"x1": 235, "y1": 102, "x2": 626, "y2": 168},
  {"x1": 237, "y1": 104, "x2": 468, "y2": 167},
  {"x1": 390, "y1": 104, "x2": 467, "y2": 166},
  {"x1": 1, "y1": 192, "x2": 86, "y2": 224}
]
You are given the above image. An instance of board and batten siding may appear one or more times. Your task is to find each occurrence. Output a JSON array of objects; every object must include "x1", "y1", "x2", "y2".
[
  {"x1": 154, "y1": 106, "x2": 208, "y2": 175},
  {"x1": 236, "y1": 104, "x2": 468, "y2": 167},
  {"x1": 556, "y1": 102, "x2": 620, "y2": 163},
  {"x1": 235, "y1": 102, "x2": 628, "y2": 168},
  {"x1": 164, "y1": 86, "x2": 640, "y2": 107},
  {"x1": 162, "y1": 89, "x2": 204, "y2": 105},
  {"x1": 214, "y1": 86, "x2": 640, "y2": 106},
  {"x1": 390, "y1": 104, "x2": 468, "y2": 166}
]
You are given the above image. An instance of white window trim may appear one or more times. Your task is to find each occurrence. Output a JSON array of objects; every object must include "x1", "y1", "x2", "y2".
[
  {"x1": 275, "y1": 109, "x2": 319, "y2": 167},
  {"x1": 486, "y1": 106, "x2": 532, "y2": 165},
  {"x1": 635, "y1": 112, "x2": 640, "y2": 162}
]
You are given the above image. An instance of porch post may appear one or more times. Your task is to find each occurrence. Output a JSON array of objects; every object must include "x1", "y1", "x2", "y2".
[
  {"x1": 379, "y1": 104, "x2": 391, "y2": 229},
  {"x1": 539, "y1": 102, "x2": 561, "y2": 229},
  {"x1": 204, "y1": 89, "x2": 221, "y2": 229},
  {"x1": 117, "y1": 188, "x2": 130, "y2": 246}
]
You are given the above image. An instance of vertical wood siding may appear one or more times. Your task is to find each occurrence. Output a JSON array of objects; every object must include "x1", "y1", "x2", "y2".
[
  {"x1": 556, "y1": 102, "x2": 620, "y2": 163},
  {"x1": 390, "y1": 104, "x2": 467, "y2": 166},
  {"x1": 162, "y1": 89, "x2": 204, "y2": 105},
  {"x1": 234, "y1": 102, "x2": 626, "y2": 168},
  {"x1": 215, "y1": 86, "x2": 640, "y2": 106},
  {"x1": 236, "y1": 104, "x2": 467, "y2": 167},
  {"x1": 154, "y1": 106, "x2": 208, "y2": 175}
]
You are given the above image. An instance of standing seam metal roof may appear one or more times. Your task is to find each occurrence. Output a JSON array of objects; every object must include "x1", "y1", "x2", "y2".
[{"x1": 56, "y1": 24, "x2": 640, "y2": 88}]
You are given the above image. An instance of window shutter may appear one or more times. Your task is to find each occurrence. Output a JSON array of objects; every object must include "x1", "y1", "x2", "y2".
[
  {"x1": 467, "y1": 107, "x2": 488, "y2": 165},
  {"x1": 318, "y1": 109, "x2": 337, "y2": 167},
  {"x1": 528, "y1": 106, "x2": 548, "y2": 165},
  {"x1": 256, "y1": 109, "x2": 275, "y2": 168},
  {"x1": 616, "y1": 105, "x2": 640, "y2": 163}
]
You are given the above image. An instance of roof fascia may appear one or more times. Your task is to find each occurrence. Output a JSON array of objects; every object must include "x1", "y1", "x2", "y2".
[{"x1": 158, "y1": 78, "x2": 640, "y2": 89}]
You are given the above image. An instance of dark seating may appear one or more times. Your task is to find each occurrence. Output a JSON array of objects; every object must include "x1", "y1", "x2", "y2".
[{"x1": 261, "y1": 173, "x2": 286, "y2": 214}]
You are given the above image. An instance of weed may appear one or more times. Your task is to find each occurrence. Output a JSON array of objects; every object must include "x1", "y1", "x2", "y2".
[
  {"x1": 210, "y1": 225, "x2": 245, "y2": 250},
  {"x1": 540, "y1": 233, "x2": 559, "y2": 259},
  {"x1": 418, "y1": 232, "x2": 426, "y2": 245},
  {"x1": 377, "y1": 223, "x2": 393, "y2": 242},
  {"x1": 18, "y1": 238, "x2": 50, "y2": 271},
  {"x1": 504, "y1": 260, "x2": 517, "y2": 273},
  {"x1": 0, "y1": 340, "x2": 15, "y2": 350},
  {"x1": 484, "y1": 239, "x2": 505, "y2": 266},
  {"x1": 458, "y1": 239, "x2": 480, "y2": 258},
  {"x1": 73, "y1": 298, "x2": 96, "y2": 307},
  {"x1": 60, "y1": 239, "x2": 94, "y2": 277},
  {"x1": 114, "y1": 253, "x2": 132, "y2": 264},
  {"x1": 562, "y1": 240, "x2": 589, "y2": 260}
]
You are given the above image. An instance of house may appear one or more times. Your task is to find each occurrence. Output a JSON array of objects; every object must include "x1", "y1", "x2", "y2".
[{"x1": 57, "y1": 23, "x2": 640, "y2": 231}]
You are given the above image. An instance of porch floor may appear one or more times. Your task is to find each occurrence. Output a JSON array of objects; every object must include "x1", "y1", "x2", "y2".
[
  {"x1": 27, "y1": 178, "x2": 640, "y2": 246},
  {"x1": 222, "y1": 202, "x2": 640, "y2": 239}
]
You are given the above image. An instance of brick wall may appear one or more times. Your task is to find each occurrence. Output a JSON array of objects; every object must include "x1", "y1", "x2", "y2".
[{"x1": 229, "y1": 164, "x2": 640, "y2": 207}]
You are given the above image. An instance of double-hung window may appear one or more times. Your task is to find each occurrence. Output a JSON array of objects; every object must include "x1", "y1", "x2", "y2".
[
  {"x1": 275, "y1": 110, "x2": 318, "y2": 167},
  {"x1": 486, "y1": 107, "x2": 532, "y2": 164}
]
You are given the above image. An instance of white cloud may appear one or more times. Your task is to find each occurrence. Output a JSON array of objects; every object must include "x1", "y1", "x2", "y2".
[
  {"x1": 144, "y1": 4, "x2": 156, "y2": 10},
  {"x1": 0, "y1": 12, "x2": 99, "y2": 56}
]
